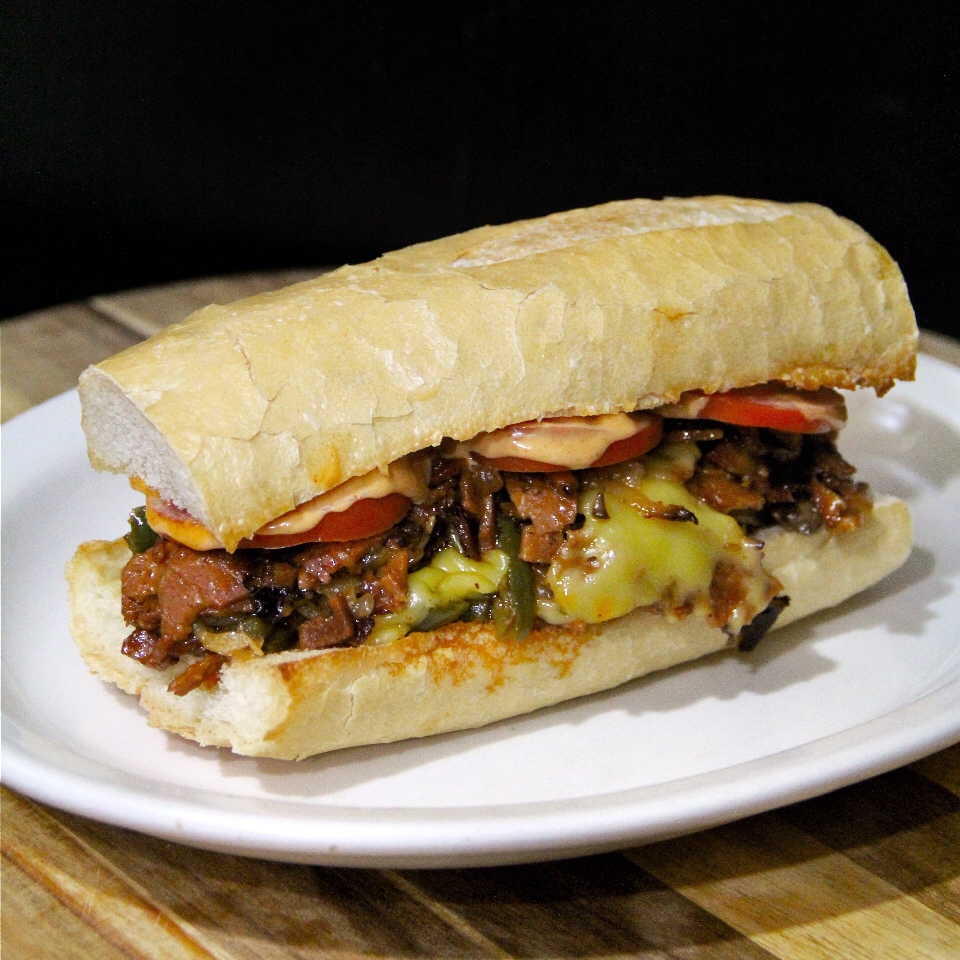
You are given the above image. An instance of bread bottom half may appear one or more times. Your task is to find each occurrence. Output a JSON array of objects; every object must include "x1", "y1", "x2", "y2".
[{"x1": 66, "y1": 497, "x2": 911, "y2": 760}]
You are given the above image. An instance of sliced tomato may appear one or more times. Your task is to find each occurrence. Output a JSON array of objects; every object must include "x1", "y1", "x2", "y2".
[
  {"x1": 662, "y1": 383, "x2": 847, "y2": 434},
  {"x1": 240, "y1": 493, "x2": 412, "y2": 548},
  {"x1": 484, "y1": 413, "x2": 663, "y2": 472},
  {"x1": 698, "y1": 384, "x2": 846, "y2": 434},
  {"x1": 589, "y1": 415, "x2": 664, "y2": 467}
]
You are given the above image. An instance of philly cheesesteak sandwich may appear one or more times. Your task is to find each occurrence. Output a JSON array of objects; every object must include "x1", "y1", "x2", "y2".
[{"x1": 68, "y1": 196, "x2": 916, "y2": 758}]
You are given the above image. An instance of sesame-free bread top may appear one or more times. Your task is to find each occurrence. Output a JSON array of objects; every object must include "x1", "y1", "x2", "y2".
[{"x1": 78, "y1": 196, "x2": 917, "y2": 550}]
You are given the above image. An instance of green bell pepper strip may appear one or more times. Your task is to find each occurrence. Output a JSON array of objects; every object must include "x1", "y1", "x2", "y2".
[
  {"x1": 125, "y1": 506, "x2": 160, "y2": 554},
  {"x1": 414, "y1": 600, "x2": 471, "y2": 632},
  {"x1": 493, "y1": 515, "x2": 536, "y2": 640}
]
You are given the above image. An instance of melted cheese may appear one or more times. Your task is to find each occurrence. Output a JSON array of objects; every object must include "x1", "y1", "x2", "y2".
[
  {"x1": 366, "y1": 548, "x2": 510, "y2": 645},
  {"x1": 545, "y1": 448, "x2": 777, "y2": 631},
  {"x1": 459, "y1": 413, "x2": 640, "y2": 468},
  {"x1": 144, "y1": 507, "x2": 223, "y2": 551},
  {"x1": 132, "y1": 477, "x2": 223, "y2": 550}
]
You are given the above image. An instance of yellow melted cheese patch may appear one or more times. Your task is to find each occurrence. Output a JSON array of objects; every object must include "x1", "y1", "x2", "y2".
[
  {"x1": 367, "y1": 548, "x2": 510, "y2": 645},
  {"x1": 546, "y1": 450, "x2": 777, "y2": 632}
]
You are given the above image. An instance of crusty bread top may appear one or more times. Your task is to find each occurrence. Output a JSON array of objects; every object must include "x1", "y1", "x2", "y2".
[{"x1": 79, "y1": 196, "x2": 917, "y2": 549}]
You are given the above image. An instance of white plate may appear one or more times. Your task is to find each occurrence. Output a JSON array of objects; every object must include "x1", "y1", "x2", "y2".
[{"x1": 3, "y1": 354, "x2": 960, "y2": 868}]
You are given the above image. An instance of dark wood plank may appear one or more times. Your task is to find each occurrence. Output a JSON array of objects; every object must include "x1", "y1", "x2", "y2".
[
  {"x1": 913, "y1": 742, "x2": 960, "y2": 797},
  {"x1": 779, "y1": 767, "x2": 960, "y2": 925},
  {"x1": 404, "y1": 854, "x2": 777, "y2": 959}
]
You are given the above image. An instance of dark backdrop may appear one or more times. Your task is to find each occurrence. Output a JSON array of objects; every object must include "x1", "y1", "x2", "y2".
[{"x1": 4, "y1": 3, "x2": 958, "y2": 336}]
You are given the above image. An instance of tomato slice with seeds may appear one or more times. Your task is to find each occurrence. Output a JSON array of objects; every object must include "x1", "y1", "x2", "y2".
[
  {"x1": 698, "y1": 384, "x2": 847, "y2": 434},
  {"x1": 240, "y1": 492, "x2": 412, "y2": 548},
  {"x1": 483, "y1": 413, "x2": 663, "y2": 472}
]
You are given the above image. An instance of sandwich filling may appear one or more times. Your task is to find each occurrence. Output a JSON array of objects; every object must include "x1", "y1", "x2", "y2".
[{"x1": 117, "y1": 382, "x2": 869, "y2": 696}]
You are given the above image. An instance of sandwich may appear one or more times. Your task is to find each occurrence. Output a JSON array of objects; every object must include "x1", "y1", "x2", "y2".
[{"x1": 67, "y1": 196, "x2": 917, "y2": 759}]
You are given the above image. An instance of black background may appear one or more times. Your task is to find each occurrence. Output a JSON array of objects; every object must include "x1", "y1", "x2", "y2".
[{"x1": 4, "y1": 3, "x2": 958, "y2": 336}]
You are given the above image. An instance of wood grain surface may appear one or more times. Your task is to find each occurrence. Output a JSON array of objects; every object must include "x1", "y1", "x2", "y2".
[{"x1": 3, "y1": 273, "x2": 959, "y2": 960}]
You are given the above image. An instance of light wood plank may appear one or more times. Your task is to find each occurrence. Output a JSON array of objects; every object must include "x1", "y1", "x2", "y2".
[
  {"x1": 630, "y1": 813, "x2": 960, "y2": 960},
  {"x1": 1, "y1": 788, "x2": 221, "y2": 959},
  {"x1": 35, "y1": 801, "x2": 504, "y2": 959},
  {"x1": 90, "y1": 269, "x2": 329, "y2": 337},
  {"x1": 1, "y1": 303, "x2": 141, "y2": 422},
  {"x1": 1, "y1": 854, "x2": 135, "y2": 960}
]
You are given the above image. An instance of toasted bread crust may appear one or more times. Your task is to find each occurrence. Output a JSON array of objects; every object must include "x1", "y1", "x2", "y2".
[
  {"x1": 66, "y1": 498, "x2": 912, "y2": 759},
  {"x1": 79, "y1": 197, "x2": 917, "y2": 549}
]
